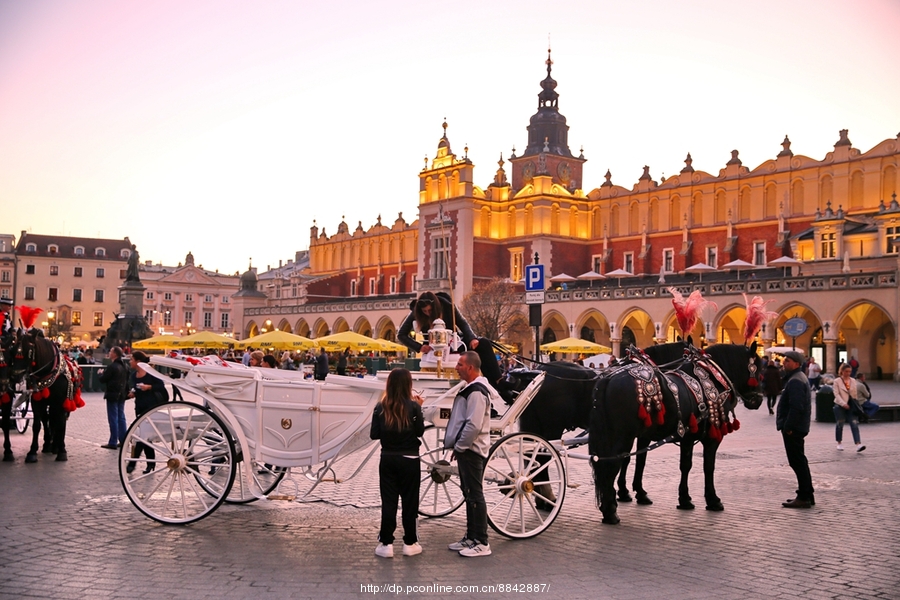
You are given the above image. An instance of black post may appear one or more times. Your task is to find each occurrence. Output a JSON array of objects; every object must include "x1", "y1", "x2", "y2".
[{"x1": 533, "y1": 252, "x2": 540, "y2": 362}]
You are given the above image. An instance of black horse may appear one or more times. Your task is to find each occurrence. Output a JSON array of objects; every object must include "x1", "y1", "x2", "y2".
[
  {"x1": 6, "y1": 329, "x2": 83, "y2": 462},
  {"x1": 589, "y1": 342, "x2": 763, "y2": 525}
]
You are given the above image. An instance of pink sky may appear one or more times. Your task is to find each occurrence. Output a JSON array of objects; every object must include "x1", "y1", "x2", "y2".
[{"x1": 1, "y1": 0, "x2": 899, "y2": 274}]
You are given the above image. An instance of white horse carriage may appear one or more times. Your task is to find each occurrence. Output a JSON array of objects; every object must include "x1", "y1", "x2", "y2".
[{"x1": 122, "y1": 348, "x2": 568, "y2": 539}]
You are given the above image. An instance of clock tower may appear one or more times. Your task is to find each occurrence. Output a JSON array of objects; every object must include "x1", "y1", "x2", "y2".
[{"x1": 509, "y1": 49, "x2": 586, "y2": 192}]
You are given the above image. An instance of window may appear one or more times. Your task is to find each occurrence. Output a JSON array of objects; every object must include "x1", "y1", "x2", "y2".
[
  {"x1": 95, "y1": 290, "x2": 104, "y2": 302},
  {"x1": 431, "y1": 234, "x2": 450, "y2": 280},
  {"x1": 754, "y1": 241, "x2": 766, "y2": 266},
  {"x1": 93, "y1": 312, "x2": 103, "y2": 327},
  {"x1": 25, "y1": 243, "x2": 36, "y2": 253},
  {"x1": 623, "y1": 252, "x2": 634, "y2": 274},
  {"x1": 369, "y1": 278, "x2": 375, "y2": 295},
  {"x1": 706, "y1": 246, "x2": 718, "y2": 269},
  {"x1": 221, "y1": 296, "x2": 229, "y2": 304},
  {"x1": 49, "y1": 265, "x2": 59, "y2": 276},
  {"x1": 71, "y1": 311, "x2": 81, "y2": 326},
  {"x1": 185, "y1": 293, "x2": 193, "y2": 302},
  {"x1": 350, "y1": 280, "x2": 357, "y2": 296},
  {"x1": 411, "y1": 274, "x2": 417, "y2": 291},
  {"x1": 74, "y1": 246, "x2": 84, "y2": 256},
  {"x1": 0, "y1": 270, "x2": 9, "y2": 282},
  {"x1": 509, "y1": 248, "x2": 524, "y2": 282},
  {"x1": 164, "y1": 292, "x2": 172, "y2": 301},
  {"x1": 203, "y1": 312, "x2": 213, "y2": 328},
  {"x1": 887, "y1": 227, "x2": 900, "y2": 255},
  {"x1": 220, "y1": 313, "x2": 229, "y2": 329},
  {"x1": 821, "y1": 231, "x2": 837, "y2": 258},
  {"x1": 73, "y1": 289, "x2": 82, "y2": 302},
  {"x1": 389, "y1": 276, "x2": 397, "y2": 294},
  {"x1": 592, "y1": 255, "x2": 603, "y2": 274},
  {"x1": 96, "y1": 268, "x2": 105, "y2": 278},
  {"x1": 146, "y1": 291, "x2": 154, "y2": 300},
  {"x1": 24, "y1": 286, "x2": 34, "y2": 300},
  {"x1": 48, "y1": 244, "x2": 58, "y2": 254},
  {"x1": 120, "y1": 248, "x2": 130, "y2": 259},
  {"x1": 48, "y1": 288, "x2": 58, "y2": 302},
  {"x1": 163, "y1": 311, "x2": 172, "y2": 326},
  {"x1": 74, "y1": 267, "x2": 83, "y2": 277},
  {"x1": 184, "y1": 311, "x2": 193, "y2": 326},
  {"x1": 119, "y1": 269, "x2": 127, "y2": 279},
  {"x1": 0, "y1": 289, "x2": 8, "y2": 299},
  {"x1": 25, "y1": 264, "x2": 35, "y2": 275},
  {"x1": 663, "y1": 248, "x2": 674, "y2": 273},
  {"x1": 204, "y1": 295, "x2": 212, "y2": 303},
  {"x1": 145, "y1": 309, "x2": 154, "y2": 325},
  {"x1": 95, "y1": 247, "x2": 105, "y2": 257}
]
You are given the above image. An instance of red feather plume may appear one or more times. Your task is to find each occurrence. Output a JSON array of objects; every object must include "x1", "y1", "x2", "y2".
[
  {"x1": 742, "y1": 294, "x2": 778, "y2": 343},
  {"x1": 0, "y1": 311, "x2": 5, "y2": 331},
  {"x1": 668, "y1": 288, "x2": 717, "y2": 338},
  {"x1": 16, "y1": 305, "x2": 43, "y2": 329}
]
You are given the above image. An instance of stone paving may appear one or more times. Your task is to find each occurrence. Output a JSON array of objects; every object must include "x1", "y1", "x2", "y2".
[{"x1": 1, "y1": 383, "x2": 898, "y2": 599}]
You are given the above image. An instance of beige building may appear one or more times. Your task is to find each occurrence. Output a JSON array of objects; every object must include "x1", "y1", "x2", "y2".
[{"x1": 0, "y1": 233, "x2": 15, "y2": 302}]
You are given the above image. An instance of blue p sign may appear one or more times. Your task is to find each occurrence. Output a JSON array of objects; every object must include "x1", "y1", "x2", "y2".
[{"x1": 525, "y1": 264, "x2": 544, "y2": 291}]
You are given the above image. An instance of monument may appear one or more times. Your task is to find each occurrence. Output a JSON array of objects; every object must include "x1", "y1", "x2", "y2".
[{"x1": 103, "y1": 244, "x2": 153, "y2": 350}]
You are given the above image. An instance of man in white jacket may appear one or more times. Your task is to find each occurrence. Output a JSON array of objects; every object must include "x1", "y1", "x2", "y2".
[{"x1": 444, "y1": 351, "x2": 492, "y2": 557}]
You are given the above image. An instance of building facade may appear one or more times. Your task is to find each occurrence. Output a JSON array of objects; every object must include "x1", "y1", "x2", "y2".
[{"x1": 235, "y1": 54, "x2": 900, "y2": 378}]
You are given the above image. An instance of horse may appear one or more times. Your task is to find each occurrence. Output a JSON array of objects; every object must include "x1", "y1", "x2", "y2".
[
  {"x1": 6, "y1": 329, "x2": 84, "y2": 462},
  {"x1": 589, "y1": 342, "x2": 763, "y2": 524}
]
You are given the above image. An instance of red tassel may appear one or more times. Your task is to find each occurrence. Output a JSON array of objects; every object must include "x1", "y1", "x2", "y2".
[
  {"x1": 0, "y1": 393, "x2": 9, "y2": 404},
  {"x1": 709, "y1": 426, "x2": 722, "y2": 442},
  {"x1": 688, "y1": 413, "x2": 698, "y2": 433},
  {"x1": 726, "y1": 421, "x2": 734, "y2": 433},
  {"x1": 75, "y1": 395, "x2": 85, "y2": 408},
  {"x1": 747, "y1": 377, "x2": 759, "y2": 387},
  {"x1": 42, "y1": 388, "x2": 51, "y2": 399},
  {"x1": 720, "y1": 422, "x2": 729, "y2": 437},
  {"x1": 732, "y1": 418, "x2": 741, "y2": 431},
  {"x1": 62, "y1": 399, "x2": 75, "y2": 412},
  {"x1": 637, "y1": 404, "x2": 652, "y2": 427}
]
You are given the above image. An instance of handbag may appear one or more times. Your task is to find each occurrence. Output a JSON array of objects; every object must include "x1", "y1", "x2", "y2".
[{"x1": 848, "y1": 398, "x2": 866, "y2": 419}]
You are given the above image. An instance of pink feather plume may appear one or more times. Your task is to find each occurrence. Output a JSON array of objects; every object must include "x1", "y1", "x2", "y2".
[
  {"x1": 742, "y1": 294, "x2": 777, "y2": 343},
  {"x1": 668, "y1": 288, "x2": 717, "y2": 337}
]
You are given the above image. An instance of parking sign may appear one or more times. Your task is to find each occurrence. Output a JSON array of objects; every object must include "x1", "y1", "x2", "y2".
[{"x1": 525, "y1": 264, "x2": 544, "y2": 292}]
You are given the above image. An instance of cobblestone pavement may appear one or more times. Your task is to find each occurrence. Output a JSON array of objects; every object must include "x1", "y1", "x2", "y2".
[{"x1": 1, "y1": 383, "x2": 898, "y2": 600}]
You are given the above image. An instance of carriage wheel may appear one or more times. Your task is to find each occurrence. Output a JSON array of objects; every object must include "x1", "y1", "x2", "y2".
[
  {"x1": 14, "y1": 395, "x2": 30, "y2": 434},
  {"x1": 418, "y1": 427, "x2": 464, "y2": 517},
  {"x1": 120, "y1": 401, "x2": 236, "y2": 525},
  {"x1": 223, "y1": 459, "x2": 286, "y2": 504},
  {"x1": 483, "y1": 432, "x2": 566, "y2": 539}
]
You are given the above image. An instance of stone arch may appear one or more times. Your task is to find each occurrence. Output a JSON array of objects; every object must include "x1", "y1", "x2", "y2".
[
  {"x1": 617, "y1": 308, "x2": 655, "y2": 350},
  {"x1": 714, "y1": 303, "x2": 749, "y2": 345},
  {"x1": 375, "y1": 316, "x2": 396, "y2": 341},
  {"x1": 246, "y1": 321, "x2": 260, "y2": 338},
  {"x1": 833, "y1": 300, "x2": 895, "y2": 378},
  {"x1": 277, "y1": 319, "x2": 292, "y2": 333},
  {"x1": 661, "y1": 309, "x2": 707, "y2": 345},
  {"x1": 353, "y1": 316, "x2": 372, "y2": 337},
  {"x1": 312, "y1": 318, "x2": 330, "y2": 339},
  {"x1": 575, "y1": 308, "x2": 610, "y2": 347},
  {"x1": 295, "y1": 318, "x2": 310, "y2": 338},
  {"x1": 332, "y1": 317, "x2": 350, "y2": 334},
  {"x1": 540, "y1": 310, "x2": 568, "y2": 346}
]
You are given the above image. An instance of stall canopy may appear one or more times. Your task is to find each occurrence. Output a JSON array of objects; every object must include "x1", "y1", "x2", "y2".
[
  {"x1": 172, "y1": 331, "x2": 240, "y2": 349},
  {"x1": 237, "y1": 330, "x2": 317, "y2": 351},
  {"x1": 540, "y1": 337, "x2": 611, "y2": 353}
]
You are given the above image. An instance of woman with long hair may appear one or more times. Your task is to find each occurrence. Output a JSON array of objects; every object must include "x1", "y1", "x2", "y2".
[
  {"x1": 370, "y1": 368, "x2": 424, "y2": 558},
  {"x1": 833, "y1": 363, "x2": 869, "y2": 452}
]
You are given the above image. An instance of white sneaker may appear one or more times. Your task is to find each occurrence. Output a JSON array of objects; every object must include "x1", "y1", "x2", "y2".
[
  {"x1": 375, "y1": 543, "x2": 393, "y2": 558},
  {"x1": 448, "y1": 537, "x2": 474, "y2": 551},
  {"x1": 856, "y1": 444, "x2": 866, "y2": 452},
  {"x1": 836, "y1": 443, "x2": 844, "y2": 450},
  {"x1": 459, "y1": 542, "x2": 491, "y2": 557},
  {"x1": 402, "y1": 542, "x2": 422, "y2": 556}
]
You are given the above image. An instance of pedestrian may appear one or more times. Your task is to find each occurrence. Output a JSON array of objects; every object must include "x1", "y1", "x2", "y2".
[
  {"x1": 445, "y1": 351, "x2": 492, "y2": 557},
  {"x1": 262, "y1": 354, "x2": 278, "y2": 368},
  {"x1": 370, "y1": 368, "x2": 425, "y2": 558},
  {"x1": 806, "y1": 356, "x2": 822, "y2": 391},
  {"x1": 98, "y1": 346, "x2": 129, "y2": 449},
  {"x1": 242, "y1": 348, "x2": 252, "y2": 366},
  {"x1": 248, "y1": 350, "x2": 264, "y2": 367},
  {"x1": 315, "y1": 347, "x2": 329, "y2": 381},
  {"x1": 125, "y1": 351, "x2": 168, "y2": 474},
  {"x1": 337, "y1": 347, "x2": 349, "y2": 376},
  {"x1": 280, "y1": 351, "x2": 296, "y2": 370},
  {"x1": 849, "y1": 355, "x2": 859, "y2": 377},
  {"x1": 776, "y1": 351, "x2": 814, "y2": 508},
  {"x1": 833, "y1": 363, "x2": 869, "y2": 452},
  {"x1": 764, "y1": 357, "x2": 782, "y2": 415}
]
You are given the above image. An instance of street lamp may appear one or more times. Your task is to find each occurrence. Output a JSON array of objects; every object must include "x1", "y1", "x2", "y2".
[{"x1": 46, "y1": 311, "x2": 56, "y2": 339}]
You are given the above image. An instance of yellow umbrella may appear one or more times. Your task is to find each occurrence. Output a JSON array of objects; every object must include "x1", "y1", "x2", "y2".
[
  {"x1": 237, "y1": 330, "x2": 317, "y2": 351},
  {"x1": 172, "y1": 331, "x2": 240, "y2": 349},
  {"x1": 315, "y1": 331, "x2": 386, "y2": 351},
  {"x1": 375, "y1": 339, "x2": 410, "y2": 353},
  {"x1": 132, "y1": 336, "x2": 182, "y2": 350},
  {"x1": 540, "y1": 337, "x2": 611, "y2": 353}
]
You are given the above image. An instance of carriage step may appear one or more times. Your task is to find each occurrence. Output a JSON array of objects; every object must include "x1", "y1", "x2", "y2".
[{"x1": 267, "y1": 494, "x2": 296, "y2": 501}]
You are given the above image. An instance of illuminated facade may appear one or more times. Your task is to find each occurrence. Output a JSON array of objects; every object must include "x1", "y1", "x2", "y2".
[{"x1": 239, "y1": 53, "x2": 900, "y2": 378}]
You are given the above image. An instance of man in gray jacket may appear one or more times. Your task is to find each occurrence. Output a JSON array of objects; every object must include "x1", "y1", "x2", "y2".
[
  {"x1": 776, "y1": 351, "x2": 814, "y2": 508},
  {"x1": 444, "y1": 351, "x2": 492, "y2": 557}
]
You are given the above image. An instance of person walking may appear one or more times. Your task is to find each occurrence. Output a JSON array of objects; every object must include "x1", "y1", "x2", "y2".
[
  {"x1": 314, "y1": 347, "x2": 329, "y2": 381},
  {"x1": 764, "y1": 358, "x2": 783, "y2": 415},
  {"x1": 337, "y1": 347, "x2": 349, "y2": 376},
  {"x1": 806, "y1": 356, "x2": 822, "y2": 391},
  {"x1": 125, "y1": 351, "x2": 168, "y2": 474},
  {"x1": 833, "y1": 363, "x2": 869, "y2": 452},
  {"x1": 98, "y1": 346, "x2": 129, "y2": 449},
  {"x1": 444, "y1": 351, "x2": 492, "y2": 557},
  {"x1": 776, "y1": 351, "x2": 814, "y2": 508},
  {"x1": 370, "y1": 368, "x2": 425, "y2": 558}
]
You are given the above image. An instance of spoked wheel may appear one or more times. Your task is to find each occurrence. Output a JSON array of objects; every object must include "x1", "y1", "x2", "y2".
[
  {"x1": 224, "y1": 458, "x2": 286, "y2": 504},
  {"x1": 418, "y1": 427, "x2": 464, "y2": 517},
  {"x1": 483, "y1": 432, "x2": 566, "y2": 539},
  {"x1": 120, "y1": 401, "x2": 236, "y2": 525},
  {"x1": 14, "y1": 394, "x2": 31, "y2": 434}
]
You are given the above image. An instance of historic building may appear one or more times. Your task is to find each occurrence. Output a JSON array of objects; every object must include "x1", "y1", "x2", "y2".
[
  {"x1": 238, "y1": 52, "x2": 900, "y2": 379},
  {"x1": 0, "y1": 233, "x2": 15, "y2": 302}
]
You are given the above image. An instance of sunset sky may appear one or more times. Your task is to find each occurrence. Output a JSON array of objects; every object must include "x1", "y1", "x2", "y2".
[{"x1": 1, "y1": 0, "x2": 898, "y2": 275}]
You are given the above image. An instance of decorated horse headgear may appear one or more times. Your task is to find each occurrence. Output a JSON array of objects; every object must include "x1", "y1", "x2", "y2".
[{"x1": 668, "y1": 288, "x2": 717, "y2": 339}]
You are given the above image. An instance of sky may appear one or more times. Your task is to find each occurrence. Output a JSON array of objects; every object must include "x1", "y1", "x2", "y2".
[{"x1": 2, "y1": 0, "x2": 899, "y2": 276}]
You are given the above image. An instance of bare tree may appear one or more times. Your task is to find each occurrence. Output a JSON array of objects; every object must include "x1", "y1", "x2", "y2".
[{"x1": 461, "y1": 278, "x2": 530, "y2": 346}]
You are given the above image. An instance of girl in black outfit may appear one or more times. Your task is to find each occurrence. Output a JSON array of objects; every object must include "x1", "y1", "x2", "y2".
[
  {"x1": 370, "y1": 368, "x2": 425, "y2": 558},
  {"x1": 126, "y1": 351, "x2": 168, "y2": 474}
]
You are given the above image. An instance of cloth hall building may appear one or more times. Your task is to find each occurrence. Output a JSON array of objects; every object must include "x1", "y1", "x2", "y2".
[{"x1": 237, "y1": 54, "x2": 900, "y2": 380}]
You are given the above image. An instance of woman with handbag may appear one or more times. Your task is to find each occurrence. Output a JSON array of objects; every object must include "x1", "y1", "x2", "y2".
[
  {"x1": 833, "y1": 363, "x2": 869, "y2": 452},
  {"x1": 126, "y1": 351, "x2": 169, "y2": 474}
]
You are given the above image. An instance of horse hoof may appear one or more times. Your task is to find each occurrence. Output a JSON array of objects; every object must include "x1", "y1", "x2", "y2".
[
  {"x1": 636, "y1": 493, "x2": 653, "y2": 506},
  {"x1": 3, "y1": 452, "x2": 14, "y2": 462},
  {"x1": 42, "y1": 446, "x2": 54, "y2": 454},
  {"x1": 705, "y1": 502, "x2": 724, "y2": 512},
  {"x1": 601, "y1": 515, "x2": 620, "y2": 525},
  {"x1": 55, "y1": 452, "x2": 68, "y2": 462},
  {"x1": 676, "y1": 501, "x2": 695, "y2": 510},
  {"x1": 617, "y1": 490, "x2": 633, "y2": 503},
  {"x1": 25, "y1": 453, "x2": 38, "y2": 464}
]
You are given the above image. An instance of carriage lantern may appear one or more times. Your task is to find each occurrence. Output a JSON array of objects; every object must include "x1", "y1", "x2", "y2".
[{"x1": 428, "y1": 318, "x2": 451, "y2": 358}]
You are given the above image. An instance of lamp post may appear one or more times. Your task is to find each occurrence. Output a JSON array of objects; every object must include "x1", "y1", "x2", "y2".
[{"x1": 46, "y1": 311, "x2": 57, "y2": 341}]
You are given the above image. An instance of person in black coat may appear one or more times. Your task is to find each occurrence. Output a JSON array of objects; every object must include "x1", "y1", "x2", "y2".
[
  {"x1": 337, "y1": 347, "x2": 349, "y2": 376},
  {"x1": 776, "y1": 351, "x2": 814, "y2": 508},
  {"x1": 125, "y1": 351, "x2": 168, "y2": 474},
  {"x1": 397, "y1": 291, "x2": 502, "y2": 389},
  {"x1": 98, "y1": 346, "x2": 129, "y2": 449},
  {"x1": 764, "y1": 360, "x2": 783, "y2": 415},
  {"x1": 370, "y1": 368, "x2": 425, "y2": 558},
  {"x1": 314, "y1": 347, "x2": 329, "y2": 381}
]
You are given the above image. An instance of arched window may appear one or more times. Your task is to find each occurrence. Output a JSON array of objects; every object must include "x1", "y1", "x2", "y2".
[
  {"x1": 670, "y1": 196, "x2": 681, "y2": 229},
  {"x1": 820, "y1": 175, "x2": 833, "y2": 211},
  {"x1": 883, "y1": 165, "x2": 897, "y2": 202},
  {"x1": 480, "y1": 207, "x2": 490, "y2": 237},
  {"x1": 850, "y1": 170, "x2": 864, "y2": 209},
  {"x1": 648, "y1": 199, "x2": 659, "y2": 232},
  {"x1": 692, "y1": 193, "x2": 703, "y2": 227},
  {"x1": 791, "y1": 180, "x2": 804, "y2": 216},
  {"x1": 610, "y1": 205, "x2": 619, "y2": 237},
  {"x1": 739, "y1": 187, "x2": 751, "y2": 221},
  {"x1": 508, "y1": 206, "x2": 516, "y2": 237},
  {"x1": 569, "y1": 206, "x2": 579, "y2": 237},
  {"x1": 592, "y1": 208, "x2": 602, "y2": 237},
  {"x1": 764, "y1": 184, "x2": 777, "y2": 218},
  {"x1": 525, "y1": 204, "x2": 534, "y2": 235},
  {"x1": 551, "y1": 204, "x2": 560, "y2": 235},
  {"x1": 714, "y1": 190, "x2": 726, "y2": 224},
  {"x1": 629, "y1": 202, "x2": 640, "y2": 234}
]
